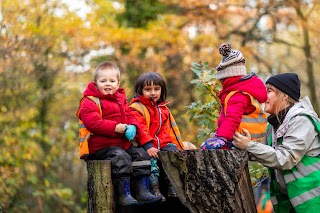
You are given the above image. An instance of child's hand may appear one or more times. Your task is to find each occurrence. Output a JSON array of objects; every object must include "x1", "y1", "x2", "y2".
[
  {"x1": 115, "y1": 123, "x2": 128, "y2": 134},
  {"x1": 147, "y1": 147, "x2": 159, "y2": 158},
  {"x1": 125, "y1": 125, "x2": 136, "y2": 141}
]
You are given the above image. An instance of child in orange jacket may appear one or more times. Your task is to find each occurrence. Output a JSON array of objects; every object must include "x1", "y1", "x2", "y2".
[{"x1": 129, "y1": 72, "x2": 184, "y2": 201}]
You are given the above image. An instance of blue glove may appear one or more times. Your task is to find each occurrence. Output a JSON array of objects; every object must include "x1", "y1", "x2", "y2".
[
  {"x1": 125, "y1": 125, "x2": 136, "y2": 141},
  {"x1": 200, "y1": 136, "x2": 227, "y2": 150}
]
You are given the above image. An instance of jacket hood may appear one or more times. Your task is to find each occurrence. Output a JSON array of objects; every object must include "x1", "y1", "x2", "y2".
[
  {"x1": 277, "y1": 96, "x2": 319, "y2": 138},
  {"x1": 284, "y1": 96, "x2": 318, "y2": 122},
  {"x1": 83, "y1": 82, "x2": 125, "y2": 99},
  {"x1": 219, "y1": 73, "x2": 267, "y2": 103}
]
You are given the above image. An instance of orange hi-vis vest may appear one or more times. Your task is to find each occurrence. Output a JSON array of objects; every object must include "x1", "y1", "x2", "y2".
[
  {"x1": 129, "y1": 102, "x2": 185, "y2": 150},
  {"x1": 76, "y1": 96, "x2": 102, "y2": 160},
  {"x1": 224, "y1": 91, "x2": 267, "y2": 141}
]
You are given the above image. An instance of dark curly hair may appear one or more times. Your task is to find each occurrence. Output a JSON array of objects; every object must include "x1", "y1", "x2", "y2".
[{"x1": 134, "y1": 72, "x2": 167, "y2": 103}]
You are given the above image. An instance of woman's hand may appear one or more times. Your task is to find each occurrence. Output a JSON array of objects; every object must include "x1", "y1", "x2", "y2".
[
  {"x1": 147, "y1": 147, "x2": 159, "y2": 158},
  {"x1": 232, "y1": 128, "x2": 251, "y2": 150}
]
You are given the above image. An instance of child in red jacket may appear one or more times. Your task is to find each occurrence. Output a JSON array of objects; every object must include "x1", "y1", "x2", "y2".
[
  {"x1": 200, "y1": 42, "x2": 268, "y2": 150},
  {"x1": 129, "y1": 72, "x2": 184, "y2": 201},
  {"x1": 78, "y1": 61, "x2": 161, "y2": 206}
]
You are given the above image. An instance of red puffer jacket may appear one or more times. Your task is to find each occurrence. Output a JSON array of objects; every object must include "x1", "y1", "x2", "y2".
[
  {"x1": 129, "y1": 96, "x2": 172, "y2": 149},
  {"x1": 217, "y1": 74, "x2": 267, "y2": 140},
  {"x1": 79, "y1": 82, "x2": 140, "y2": 154}
]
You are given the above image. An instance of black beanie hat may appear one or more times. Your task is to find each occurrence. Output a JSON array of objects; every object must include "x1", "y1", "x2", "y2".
[{"x1": 266, "y1": 73, "x2": 300, "y2": 101}]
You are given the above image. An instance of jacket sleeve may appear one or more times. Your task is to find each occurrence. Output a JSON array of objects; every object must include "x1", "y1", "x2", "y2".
[
  {"x1": 126, "y1": 104, "x2": 142, "y2": 137},
  {"x1": 80, "y1": 98, "x2": 119, "y2": 137},
  {"x1": 246, "y1": 115, "x2": 319, "y2": 170},
  {"x1": 130, "y1": 109, "x2": 154, "y2": 146},
  {"x1": 217, "y1": 92, "x2": 251, "y2": 141}
]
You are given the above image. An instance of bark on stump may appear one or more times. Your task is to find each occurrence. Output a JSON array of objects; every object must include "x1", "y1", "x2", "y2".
[
  {"x1": 87, "y1": 160, "x2": 114, "y2": 213},
  {"x1": 158, "y1": 149, "x2": 256, "y2": 213}
]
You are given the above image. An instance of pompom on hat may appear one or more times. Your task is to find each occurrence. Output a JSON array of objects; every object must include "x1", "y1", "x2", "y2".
[
  {"x1": 266, "y1": 73, "x2": 301, "y2": 101},
  {"x1": 215, "y1": 42, "x2": 247, "y2": 80}
]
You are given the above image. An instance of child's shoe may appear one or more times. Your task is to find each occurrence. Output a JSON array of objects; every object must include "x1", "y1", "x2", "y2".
[
  {"x1": 134, "y1": 176, "x2": 162, "y2": 204},
  {"x1": 221, "y1": 141, "x2": 235, "y2": 150},
  {"x1": 200, "y1": 136, "x2": 226, "y2": 150},
  {"x1": 167, "y1": 181, "x2": 178, "y2": 198},
  {"x1": 118, "y1": 177, "x2": 139, "y2": 206},
  {"x1": 149, "y1": 174, "x2": 166, "y2": 202}
]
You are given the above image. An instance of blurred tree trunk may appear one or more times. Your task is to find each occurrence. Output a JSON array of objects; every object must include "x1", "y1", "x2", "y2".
[
  {"x1": 295, "y1": 4, "x2": 319, "y2": 115},
  {"x1": 159, "y1": 150, "x2": 256, "y2": 213}
]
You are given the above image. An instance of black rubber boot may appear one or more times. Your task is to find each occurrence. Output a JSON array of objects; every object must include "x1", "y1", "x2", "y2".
[
  {"x1": 134, "y1": 176, "x2": 162, "y2": 204},
  {"x1": 167, "y1": 180, "x2": 178, "y2": 198},
  {"x1": 118, "y1": 177, "x2": 139, "y2": 206},
  {"x1": 149, "y1": 174, "x2": 166, "y2": 202}
]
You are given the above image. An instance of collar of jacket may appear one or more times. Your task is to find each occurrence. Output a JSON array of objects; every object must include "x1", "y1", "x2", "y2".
[
  {"x1": 133, "y1": 95, "x2": 169, "y2": 107},
  {"x1": 83, "y1": 82, "x2": 126, "y2": 99},
  {"x1": 268, "y1": 106, "x2": 292, "y2": 130},
  {"x1": 274, "y1": 96, "x2": 318, "y2": 138}
]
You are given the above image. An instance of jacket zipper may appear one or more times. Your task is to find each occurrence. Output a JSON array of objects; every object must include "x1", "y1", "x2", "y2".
[{"x1": 155, "y1": 105, "x2": 162, "y2": 149}]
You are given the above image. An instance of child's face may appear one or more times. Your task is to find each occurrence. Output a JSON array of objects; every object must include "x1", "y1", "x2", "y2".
[
  {"x1": 95, "y1": 69, "x2": 120, "y2": 95},
  {"x1": 142, "y1": 82, "x2": 161, "y2": 102}
]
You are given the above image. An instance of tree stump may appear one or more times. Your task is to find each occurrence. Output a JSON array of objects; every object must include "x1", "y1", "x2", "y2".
[
  {"x1": 158, "y1": 149, "x2": 256, "y2": 213},
  {"x1": 86, "y1": 150, "x2": 256, "y2": 213},
  {"x1": 87, "y1": 160, "x2": 114, "y2": 213}
]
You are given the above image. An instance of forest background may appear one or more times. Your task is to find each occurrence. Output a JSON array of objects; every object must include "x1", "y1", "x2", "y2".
[{"x1": 1, "y1": 0, "x2": 320, "y2": 212}]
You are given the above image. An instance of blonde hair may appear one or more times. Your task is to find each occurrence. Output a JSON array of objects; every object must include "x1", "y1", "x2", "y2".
[
  {"x1": 94, "y1": 61, "x2": 120, "y2": 82},
  {"x1": 266, "y1": 83, "x2": 297, "y2": 121}
]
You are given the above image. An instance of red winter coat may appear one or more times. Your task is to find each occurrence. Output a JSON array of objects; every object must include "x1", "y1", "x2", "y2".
[
  {"x1": 129, "y1": 96, "x2": 172, "y2": 149},
  {"x1": 216, "y1": 74, "x2": 267, "y2": 141},
  {"x1": 78, "y1": 82, "x2": 140, "y2": 154}
]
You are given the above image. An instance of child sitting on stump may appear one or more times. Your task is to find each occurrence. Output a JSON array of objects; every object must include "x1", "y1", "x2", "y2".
[
  {"x1": 77, "y1": 61, "x2": 161, "y2": 206},
  {"x1": 129, "y1": 72, "x2": 186, "y2": 201}
]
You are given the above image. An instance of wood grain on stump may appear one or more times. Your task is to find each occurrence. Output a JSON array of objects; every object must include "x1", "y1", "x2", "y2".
[
  {"x1": 87, "y1": 160, "x2": 114, "y2": 213},
  {"x1": 159, "y1": 149, "x2": 256, "y2": 213}
]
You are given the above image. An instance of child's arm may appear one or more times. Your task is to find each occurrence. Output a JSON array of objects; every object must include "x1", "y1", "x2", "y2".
[
  {"x1": 115, "y1": 123, "x2": 128, "y2": 134},
  {"x1": 146, "y1": 147, "x2": 159, "y2": 158},
  {"x1": 217, "y1": 92, "x2": 251, "y2": 141},
  {"x1": 130, "y1": 109, "x2": 154, "y2": 146},
  {"x1": 80, "y1": 99, "x2": 123, "y2": 137},
  {"x1": 126, "y1": 107, "x2": 141, "y2": 134}
]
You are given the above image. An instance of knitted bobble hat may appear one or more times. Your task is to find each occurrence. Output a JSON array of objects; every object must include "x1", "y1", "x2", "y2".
[
  {"x1": 266, "y1": 73, "x2": 301, "y2": 101},
  {"x1": 215, "y1": 42, "x2": 247, "y2": 80}
]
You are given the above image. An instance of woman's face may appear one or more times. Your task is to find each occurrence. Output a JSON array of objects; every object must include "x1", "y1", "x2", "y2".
[
  {"x1": 142, "y1": 82, "x2": 161, "y2": 103},
  {"x1": 265, "y1": 86, "x2": 277, "y2": 115}
]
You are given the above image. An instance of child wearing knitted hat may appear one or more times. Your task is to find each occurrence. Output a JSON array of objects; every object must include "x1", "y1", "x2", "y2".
[{"x1": 200, "y1": 42, "x2": 268, "y2": 150}]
